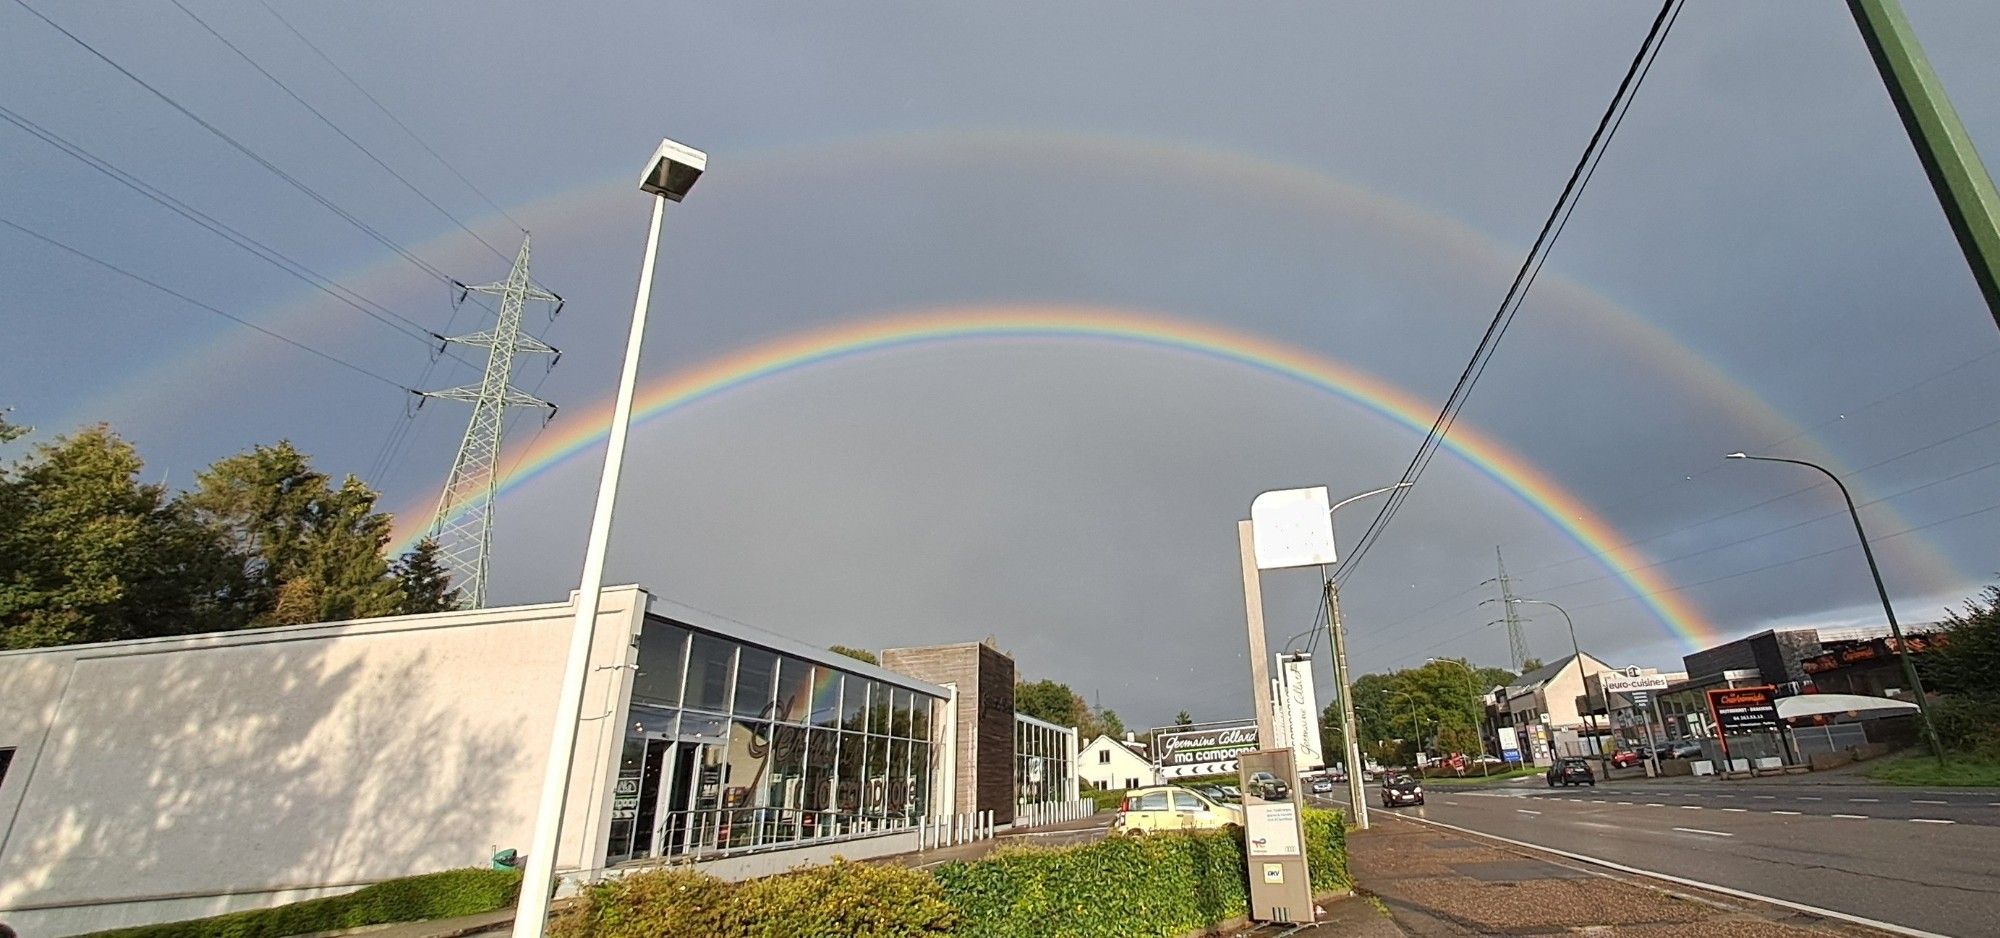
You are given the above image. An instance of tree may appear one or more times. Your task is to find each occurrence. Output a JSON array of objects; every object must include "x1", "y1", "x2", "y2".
[
  {"x1": 185, "y1": 442, "x2": 404, "y2": 625},
  {"x1": 1519, "y1": 657, "x2": 1545, "y2": 674},
  {"x1": 1173, "y1": 710, "x2": 1193, "y2": 727},
  {"x1": 1087, "y1": 708, "x2": 1126, "y2": 740},
  {"x1": 1014, "y1": 678, "x2": 1082, "y2": 727},
  {"x1": 0, "y1": 426, "x2": 245, "y2": 648},
  {"x1": 1920, "y1": 584, "x2": 2000, "y2": 754},
  {"x1": 392, "y1": 538, "x2": 462, "y2": 614},
  {"x1": 829, "y1": 644, "x2": 878, "y2": 665},
  {"x1": 1318, "y1": 701, "x2": 1345, "y2": 764}
]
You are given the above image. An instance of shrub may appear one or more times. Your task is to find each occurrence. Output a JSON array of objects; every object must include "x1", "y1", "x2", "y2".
[
  {"x1": 727, "y1": 859, "x2": 957, "y2": 937},
  {"x1": 79, "y1": 868, "x2": 521, "y2": 938},
  {"x1": 550, "y1": 867, "x2": 736, "y2": 938},
  {"x1": 1083, "y1": 787, "x2": 1127, "y2": 812},
  {"x1": 1301, "y1": 807, "x2": 1348, "y2": 893}
]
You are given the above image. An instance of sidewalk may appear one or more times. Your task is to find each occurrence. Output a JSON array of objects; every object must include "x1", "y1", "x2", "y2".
[{"x1": 1345, "y1": 817, "x2": 1884, "y2": 937}]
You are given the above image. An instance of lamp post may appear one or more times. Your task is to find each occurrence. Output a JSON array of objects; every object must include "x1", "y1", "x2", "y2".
[
  {"x1": 1725, "y1": 452, "x2": 1945, "y2": 764},
  {"x1": 1320, "y1": 482, "x2": 1412, "y2": 830},
  {"x1": 1426, "y1": 657, "x2": 1490, "y2": 777},
  {"x1": 511, "y1": 138, "x2": 705, "y2": 938},
  {"x1": 1488, "y1": 597, "x2": 1603, "y2": 769}
]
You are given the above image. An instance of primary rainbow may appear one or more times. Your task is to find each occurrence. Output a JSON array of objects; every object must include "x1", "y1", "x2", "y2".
[{"x1": 391, "y1": 303, "x2": 1723, "y2": 649}]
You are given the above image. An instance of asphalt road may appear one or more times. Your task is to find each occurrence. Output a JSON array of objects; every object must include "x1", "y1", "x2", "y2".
[{"x1": 1316, "y1": 776, "x2": 2000, "y2": 937}]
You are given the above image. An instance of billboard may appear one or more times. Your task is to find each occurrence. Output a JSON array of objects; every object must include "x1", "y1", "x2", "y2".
[
  {"x1": 1497, "y1": 726, "x2": 1522, "y2": 763},
  {"x1": 1602, "y1": 673, "x2": 1671, "y2": 695},
  {"x1": 1707, "y1": 685, "x2": 1780, "y2": 733},
  {"x1": 1250, "y1": 487, "x2": 1337, "y2": 569},
  {"x1": 1157, "y1": 723, "x2": 1261, "y2": 778},
  {"x1": 1279, "y1": 656, "x2": 1324, "y2": 771}
]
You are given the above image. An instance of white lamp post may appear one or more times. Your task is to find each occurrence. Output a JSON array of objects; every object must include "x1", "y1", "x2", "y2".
[{"x1": 510, "y1": 138, "x2": 706, "y2": 938}]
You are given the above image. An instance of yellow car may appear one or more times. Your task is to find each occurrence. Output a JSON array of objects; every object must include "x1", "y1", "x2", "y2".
[{"x1": 1113, "y1": 786, "x2": 1245, "y2": 835}]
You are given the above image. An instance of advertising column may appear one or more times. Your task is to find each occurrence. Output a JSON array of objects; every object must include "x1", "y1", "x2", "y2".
[{"x1": 1239, "y1": 748, "x2": 1315, "y2": 924}]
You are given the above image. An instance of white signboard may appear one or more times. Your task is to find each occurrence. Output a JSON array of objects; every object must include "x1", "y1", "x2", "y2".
[
  {"x1": 1157, "y1": 723, "x2": 1261, "y2": 779},
  {"x1": 1246, "y1": 803, "x2": 1301, "y2": 856},
  {"x1": 1603, "y1": 674, "x2": 1671, "y2": 695},
  {"x1": 1280, "y1": 657, "x2": 1323, "y2": 771},
  {"x1": 1251, "y1": 487, "x2": 1337, "y2": 569}
]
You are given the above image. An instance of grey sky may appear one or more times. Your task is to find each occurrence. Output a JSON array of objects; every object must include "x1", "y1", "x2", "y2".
[{"x1": 6, "y1": 2, "x2": 2000, "y2": 727}]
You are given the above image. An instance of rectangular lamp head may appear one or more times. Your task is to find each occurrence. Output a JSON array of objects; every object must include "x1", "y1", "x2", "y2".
[{"x1": 640, "y1": 137, "x2": 706, "y2": 201}]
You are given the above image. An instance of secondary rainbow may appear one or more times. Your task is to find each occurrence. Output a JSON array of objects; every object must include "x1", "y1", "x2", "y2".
[{"x1": 391, "y1": 304, "x2": 1722, "y2": 649}]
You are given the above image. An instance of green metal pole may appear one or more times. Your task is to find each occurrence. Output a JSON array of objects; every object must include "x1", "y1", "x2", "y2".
[{"x1": 1849, "y1": 0, "x2": 2000, "y2": 332}]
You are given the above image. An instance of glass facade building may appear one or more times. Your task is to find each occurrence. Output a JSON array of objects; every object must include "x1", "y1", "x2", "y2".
[
  {"x1": 1014, "y1": 714, "x2": 1075, "y2": 809},
  {"x1": 606, "y1": 610, "x2": 946, "y2": 865}
]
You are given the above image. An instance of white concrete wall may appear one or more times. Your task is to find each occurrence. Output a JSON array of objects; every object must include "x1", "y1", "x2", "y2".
[{"x1": 0, "y1": 588, "x2": 648, "y2": 937}]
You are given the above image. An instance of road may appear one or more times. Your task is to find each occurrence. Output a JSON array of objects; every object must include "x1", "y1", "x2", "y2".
[{"x1": 1317, "y1": 776, "x2": 2000, "y2": 937}]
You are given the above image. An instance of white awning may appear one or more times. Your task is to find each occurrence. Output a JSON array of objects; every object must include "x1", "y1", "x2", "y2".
[{"x1": 1776, "y1": 693, "x2": 1919, "y2": 721}]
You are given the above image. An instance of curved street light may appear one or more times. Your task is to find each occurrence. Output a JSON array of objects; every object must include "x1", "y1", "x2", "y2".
[{"x1": 1725, "y1": 452, "x2": 1944, "y2": 764}]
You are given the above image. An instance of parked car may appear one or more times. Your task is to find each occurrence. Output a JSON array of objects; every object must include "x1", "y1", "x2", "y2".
[
  {"x1": 1196, "y1": 784, "x2": 1230, "y2": 802},
  {"x1": 1379, "y1": 772, "x2": 1425, "y2": 807},
  {"x1": 1247, "y1": 770, "x2": 1291, "y2": 801},
  {"x1": 1309, "y1": 777, "x2": 1336, "y2": 795},
  {"x1": 1216, "y1": 784, "x2": 1242, "y2": 801},
  {"x1": 1658, "y1": 741, "x2": 1704, "y2": 760},
  {"x1": 1114, "y1": 786, "x2": 1243, "y2": 835},
  {"x1": 1546, "y1": 757, "x2": 1596, "y2": 787},
  {"x1": 1610, "y1": 750, "x2": 1644, "y2": 769}
]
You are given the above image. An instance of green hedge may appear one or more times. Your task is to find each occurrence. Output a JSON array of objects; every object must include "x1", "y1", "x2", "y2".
[
  {"x1": 551, "y1": 807, "x2": 1348, "y2": 938},
  {"x1": 79, "y1": 868, "x2": 522, "y2": 938},
  {"x1": 1083, "y1": 787, "x2": 1127, "y2": 812}
]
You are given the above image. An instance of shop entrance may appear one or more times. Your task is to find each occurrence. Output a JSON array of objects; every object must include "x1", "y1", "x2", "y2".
[{"x1": 608, "y1": 736, "x2": 717, "y2": 864}]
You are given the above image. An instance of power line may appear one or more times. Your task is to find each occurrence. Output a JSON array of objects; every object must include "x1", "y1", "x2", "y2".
[
  {"x1": 1336, "y1": 0, "x2": 1683, "y2": 585},
  {"x1": 0, "y1": 214, "x2": 414, "y2": 393},
  {"x1": 251, "y1": 0, "x2": 526, "y2": 233},
  {"x1": 0, "y1": 103, "x2": 472, "y2": 352},
  {"x1": 165, "y1": 0, "x2": 510, "y2": 263},
  {"x1": 11, "y1": 0, "x2": 456, "y2": 284}
]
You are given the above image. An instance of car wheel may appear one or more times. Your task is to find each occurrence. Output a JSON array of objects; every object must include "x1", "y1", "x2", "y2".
[
  {"x1": 1546, "y1": 778, "x2": 1555, "y2": 788},
  {"x1": 1415, "y1": 799, "x2": 1425, "y2": 806}
]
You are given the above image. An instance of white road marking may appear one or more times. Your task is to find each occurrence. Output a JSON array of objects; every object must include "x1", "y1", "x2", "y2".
[
  {"x1": 1381, "y1": 812, "x2": 1951, "y2": 938},
  {"x1": 1799, "y1": 796, "x2": 1823, "y2": 801},
  {"x1": 1679, "y1": 805, "x2": 1704, "y2": 810},
  {"x1": 1443, "y1": 800, "x2": 1459, "y2": 806},
  {"x1": 1616, "y1": 801, "x2": 1634, "y2": 806},
  {"x1": 1911, "y1": 818, "x2": 1955, "y2": 825},
  {"x1": 1645, "y1": 803, "x2": 1665, "y2": 807},
  {"x1": 1721, "y1": 807, "x2": 1748, "y2": 813},
  {"x1": 1713, "y1": 794, "x2": 1735, "y2": 798},
  {"x1": 1833, "y1": 813, "x2": 1870, "y2": 819},
  {"x1": 1850, "y1": 798, "x2": 1880, "y2": 803},
  {"x1": 1753, "y1": 795, "x2": 1776, "y2": 800},
  {"x1": 1912, "y1": 799, "x2": 1947, "y2": 805},
  {"x1": 1771, "y1": 810, "x2": 1802, "y2": 815},
  {"x1": 1672, "y1": 827, "x2": 1733, "y2": 837},
  {"x1": 1591, "y1": 799, "x2": 1606, "y2": 803},
  {"x1": 1517, "y1": 809, "x2": 1542, "y2": 815}
]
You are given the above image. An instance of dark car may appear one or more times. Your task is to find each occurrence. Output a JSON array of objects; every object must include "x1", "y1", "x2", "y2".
[
  {"x1": 1247, "y1": 770, "x2": 1291, "y2": 801},
  {"x1": 1379, "y1": 773, "x2": 1424, "y2": 807},
  {"x1": 1546, "y1": 757, "x2": 1595, "y2": 787}
]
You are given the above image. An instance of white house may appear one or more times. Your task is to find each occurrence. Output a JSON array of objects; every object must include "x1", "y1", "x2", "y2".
[{"x1": 1077, "y1": 735, "x2": 1161, "y2": 791}]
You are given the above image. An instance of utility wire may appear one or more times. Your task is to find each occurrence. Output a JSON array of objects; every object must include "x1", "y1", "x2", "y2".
[
  {"x1": 1, "y1": 215, "x2": 414, "y2": 393},
  {"x1": 165, "y1": 0, "x2": 510, "y2": 263},
  {"x1": 12, "y1": 0, "x2": 456, "y2": 285},
  {"x1": 0, "y1": 103, "x2": 478, "y2": 355},
  {"x1": 1336, "y1": 0, "x2": 1683, "y2": 585},
  {"x1": 251, "y1": 0, "x2": 526, "y2": 233}
]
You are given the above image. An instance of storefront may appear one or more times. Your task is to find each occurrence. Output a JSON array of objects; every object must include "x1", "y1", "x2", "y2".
[
  {"x1": 607, "y1": 609, "x2": 949, "y2": 865},
  {"x1": 1014, "y1": 714, "x2": 1076, "y2": 809}
]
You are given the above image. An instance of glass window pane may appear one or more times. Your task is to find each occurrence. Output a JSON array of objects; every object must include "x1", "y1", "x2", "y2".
[
  {"x1": 734, "y1": 648, "x2": 777, "y2": 717},
  {"x1": 774, "y1": 658, "x2": 813, "y2": 724},
  {"x1": 911, "y1": 694, "x2": 931, "y2": 741},
  {"x1": 868, "y1": 681, "x2": 891, "y2": 735},
  {"x1": 685, "y1": 633, "x2": 735, "y2": 713},
  {"x1": 723, "y1": 720, "x2": 771, "y2": 809},
  {"x1": 803, "y1": 728, "x2": 835, "y2": 813},
  {"x1": 840, "y1": 674, "x2": 868, "y2": 730},
  {"x1": 768, "y1": 724, "x2": 808, "y2": 813},
  {"x1": 811, "y1": 668, "x2": 841, "y2": 728},
  {"x1": 1138, "y1": 791, "x2": 1169, "y2": 811},
  {"x1": 631, "y1": 623, "x2": 689, "y2": 707},
  {"x1": 837, "y1": 731, "x2": 864, "y2": 812},
  {"x1": 867, "y1": 735, "x2": 890, "y2": 816}
]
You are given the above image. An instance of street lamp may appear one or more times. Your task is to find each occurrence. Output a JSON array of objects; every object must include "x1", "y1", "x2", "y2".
[
  {"x1": 511, "y1": 138, "x2": 707, "y2": 938},
  {"x1": 1319, "y1": 481, "x2": 1412, "y2": 831},
  {"x1": 1426, "y1": 657, "x2": 1491, "y2": 777},
  {"x1": 1724, "y1": 452, "x2": 1945, "y2": 764},
  {"x1": 1485, "y1": 597, "x2": 1605, "y2": 768}
]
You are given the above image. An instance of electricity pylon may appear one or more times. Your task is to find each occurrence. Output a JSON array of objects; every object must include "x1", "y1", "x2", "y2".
[
  {"x1": 1482, "y1": 547, "x2": 1532, "y2": 672},
  {"x1": 420, "y1": 234, "x2": 560, "y2": 607}
]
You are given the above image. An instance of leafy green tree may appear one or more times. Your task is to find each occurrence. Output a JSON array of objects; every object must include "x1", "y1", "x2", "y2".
[
  {"x1": 1519, "y1": 657, "x2": 1545, "y2": 673},
  {"x1": 1014, "y1": 678, "x2": 1082, "y2": 727},
  {"x1": 185, "y1": 442, "x2": 403, "y2": 625},
  {"x1": 0, "y1": 426, "x2": 245, "y2": 648},
  {"x1": 1920, "y1": 585, "x2": 2000, "y2": 754},
  {"x1": 1173, "y1": 710, "x2": 1193, "y2": 727},
  {"x1": 1085, "y1": 707, "x2": 1126, "y2": 740},
  {"x1": 829, "y1": 644, "x2": 878, "y2": 665}
]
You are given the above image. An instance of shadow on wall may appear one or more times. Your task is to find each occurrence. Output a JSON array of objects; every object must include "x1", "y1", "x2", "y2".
[{"x1": 0, "y1": 631, "x2": 533, "y2": 933}]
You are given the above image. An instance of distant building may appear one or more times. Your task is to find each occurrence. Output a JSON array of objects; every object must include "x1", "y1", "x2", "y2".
[
  {"x1": 1580, "y1": 668, "x2": 1688, "y2": 751},
  {"x1": 1495, "y1": 652, "x2": 1616, "y2": 763},
  {"x1": 1078, "y1": 734, "x2": 1161, "y2": 791}
]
